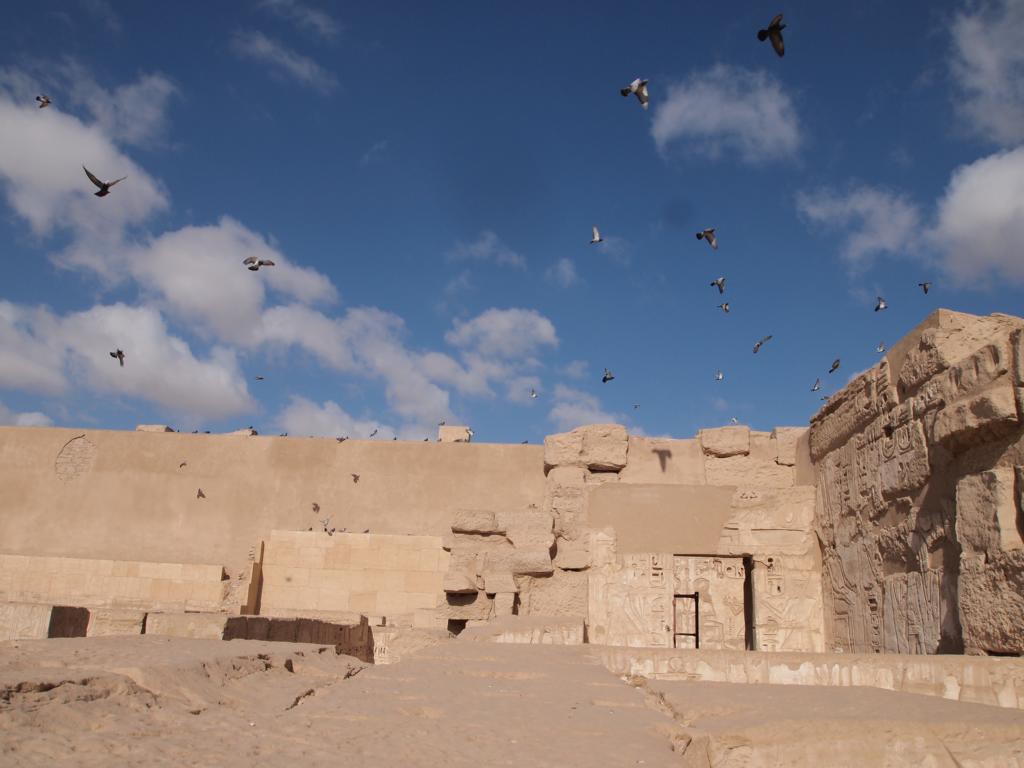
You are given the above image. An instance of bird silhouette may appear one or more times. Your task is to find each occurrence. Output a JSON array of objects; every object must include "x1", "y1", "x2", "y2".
[
  {"x1": 590, "y1": 226, "x2": 603, "y2": 244},
  {"x1": 36, "y1": 95, "x2": 51, "y2": 108},
  {"x1": 715, "y1": 370, "x2": 724, "y2": 381},
  {"x1": 730, "y1": 417, "x2": 739, "y2": 425},
  {"x1": 620, "y1": 78, "x2": 649, "y2": 110},
  {"x1": 875, "y1": 296, "x2": 887, "y2": 311},
  {"x1": 312, "y1": 502, "x2": 320, "y2": 513},
  {"x1": 877, "y1": 341, "x2": 886, "y2": 353},
  {"x1": 811, "y1": 378, "x2": 821, "y2": 392},
  {"x1": 753, "y1": 335, "x2": 772, "y2": 353},
  {"x1": 255, "y1": 376, "x2": 265, "y2": 381},
  {"x1": 83, "y1": 165, "x2": 126, "y2": 197},
  {"x1": 242, "y1": 256, "x2": 275, "y2": 271},
  {"x1": 602, "y1": 368, "x2": 615, "y2": 383},
  {"x1": 369, "y1": 428, "x2": 378, "y2": 438},
  {"x1": 197, "y1": 488, "x2": 205, "y2": 499},
  {"x1": 918, "y1": 281, "x2": 932, "y2": 294},
  {"x1": 351, "y1": 473, "x2": 360, "y2": 483},
  {"x1": 757, "y1": 13, "x2": 786, "y2": 57},
  {"x1": 109, "y1": 349, "x2": 125, "y2": 367},
  {"x1": 829, "y1": 359, "x2": 841, "y2": 374},
  {"x1": 529, "y1": 388, "x2": 538, "y2": 399},
  {"x1": 336, "y1": 436, "x2": 348, "y2": 443},
  {"x1": 717, "y1": 302, "x2": 730, "y2": 313},
  {"x1": 710, "y1": 277, "x2": 726, "y2": 294},
  {"x1": 696, "y1": 228, "x2": 718, "y2": 250}
]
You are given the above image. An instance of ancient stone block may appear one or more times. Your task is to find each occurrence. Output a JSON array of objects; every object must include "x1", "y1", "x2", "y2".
[
  {"x1": 438, "y1": 425, "x2": 472, "y2": 442},
  {"x1": 546, "y1": 465, "x2": 587, "y2": 489},
  {"x1": 493, "y1": 592, "x2": 516, "y2": 616},
  {"x1": 145, "y1": 612, "x2": 228, "y2": 639},
  {"x1": 958, "y1": 551, "x2": 1024, "y2": 655},
  {"x1": 482, "y1": 572, "x2": 517, "y2": 594},
  {"x1": 931, "y1": 385, "x2": 1018, "y2": 448},
  {"x1": 443, "y1": 591, "x2": 493, "y2": 621},
  {"x1": 878, "y1": 420, "x2": 930, "y2": 499},
  {"x1": 544, "y1": 424, "x2": 627, "y2": 471},
  {"x1": 553, "y1": 536, "x2": 590, "y2": 571},
  {"x1": 511, "y1": 547, "x2": 554, "y2": 576},
  {"x1": 443, "y1": 571, "x2": 478, "y2": 594},
  {"x1": 518, "y1": 570, "x2": 588, "y2": 618},
  {"x1": 699, "y1": 426, "x2": 750, "y2": 458},
  {"x1": 705, "y1": 453, "x2": 794, "y2": 488},
  {"x1": 87, "y1": 608, "x2": 146, "y2": 637},
  {"x1": 226, "y1": 428, "x2": 258, "y2": 436},
  {"x1": 504, "y1": 507, "x2": 554, "y2": 550},
  {"x1": 1012, "y1": 329, "x2": 1024, "y2": 386},
  {"x1": 451, "y1": 508, "x2": 504, "y2": 535},
  {"x1": 957, "y1": 468, "x2": 1022, "y2": 555},
  {"x1": 618, "y1": 437, "x2": 706, "y2": 484},
  {"x1": 135, "y1": 424, "x2": 174, "y2": 433},
  {"x1": 0, "y1": 602, "x2": 54, "y2": 641},
  {"x1": 772, "y1": 427, "x2": 805, "y2": 467}
]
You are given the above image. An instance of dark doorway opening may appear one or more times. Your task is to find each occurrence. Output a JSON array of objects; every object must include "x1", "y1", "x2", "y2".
[
  {"x1": 446, "y1": 619, "x2": 467, "y2": 636},
  {"x1": 743, "y1": 555, "x2": 756, "y2": 651}
]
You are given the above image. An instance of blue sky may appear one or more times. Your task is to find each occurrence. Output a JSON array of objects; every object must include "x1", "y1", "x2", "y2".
[{"x1": 0, "y1": 0, "x2": 1022, "y2": 441}]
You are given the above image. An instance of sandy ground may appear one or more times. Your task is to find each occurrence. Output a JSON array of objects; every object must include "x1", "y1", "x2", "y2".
[{"x1": 2, "y1": 636, "x2": 1023, "y2": 767}]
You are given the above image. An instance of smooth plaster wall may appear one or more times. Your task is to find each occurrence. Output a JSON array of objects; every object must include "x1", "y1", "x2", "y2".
[{"x1": 0, "y1": 427, "x2": 545, "y2": 573}]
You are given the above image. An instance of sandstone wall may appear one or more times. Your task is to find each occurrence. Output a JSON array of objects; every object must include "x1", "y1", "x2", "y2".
[{"x1": 810, "y1": 310, "x2": 1024, "y2": 655}]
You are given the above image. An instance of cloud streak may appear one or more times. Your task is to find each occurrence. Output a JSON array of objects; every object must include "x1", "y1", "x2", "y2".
[{"x1": 230, "y1": 30, "x2": 337, "y2": 92}]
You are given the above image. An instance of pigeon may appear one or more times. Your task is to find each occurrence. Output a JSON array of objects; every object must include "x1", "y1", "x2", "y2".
[
  {"x1": 109, "y1": 349, "x2": 125, "y2": 367},
  {"x1": 191, "y1": 430, "x2": 198, "y2": 434},
  {"x1": 529, "y1": 388, "x2": 538, "y2": 399},
  {"x1": 757, "y1": 13, "x2": 786, "y2": 57},
  {"x1": 243, "y1": 256, "x2": 275, "y2": 271},
  {"x1": 255, "y1": 376, "x2": 265, "y2": 381},
  {"x1": 438, "y1": 419, "x2": 446, "y2": 426},
  {"x1": 521, "y1": 440, "x2": 528, "y2": 444},
  {"x1": 590, "y1": 226, "x2": 603, "y2": 244},
  {"x1": 620, "y1": 78, "x2": 649, "y2": 110},
  {"x1": 467, "y1": 428, "x2": 474, "y2": 439},
  {"x1": 875, "y1": 296, "x2": 888, "y2": 312},
  {"x1": 336, "y1": 436, "x2": 348, "y2": 443},
  {"x1": 392, "y1": 436, "x2": 397, "y2": 440},
  {"x1": 696, "y1": 228, "x2": 718, "y2": 250},
  {"x1": 279, "y1": 432, "x2": 288, "y2": 437},
  {"x1": 821, "y1": 395, "x2": 830, "y2": 402},
  {"x1": 714, "y1": 370, "x2": 724, "y2": 382},
  {"x1": 829, "y1": 358, "x2": 841, "y2": 374},
  {"x1": 83, "y1": 165, "x2": 126, "y2": 197},
  {"x1": 811, "y1": 378, "x2": 821, "y2": 392},
  {"x1": 918, "y1": 281, "x2": 931, "y2": 294},
  {"x1": 312, "y1": 502, "x2": 320, "y2": 513},
  {"x1": 197, "y1": 488, "x2": 205, "y2": 499},
  {"x1": 369, "y1": 429, "x2": 378, "y2": 438},
  {"x1": 717, "y1": 302, "x2": 730, "y2": 313},
  {"x1": 752, "y1": 335, "x2": 773, "y2": 353},
  {"x1": 351, "y1": 473, "x2": 360, "y2": 483},
  {"x1": 710, "y1": 277, "x2": 726, "y2": 294},
  {"x1": 877, "y1": 341, "x2": 886, "y2": 353},
  {"x1": 602, "y1": 368, "x2": 615, "y2": 383},
  {"x1": 730, "y1": 417, "x2": 739, "y2": 425},
  {"x1": 36, "y1": 95, "x2": 51, "y2": 108}
]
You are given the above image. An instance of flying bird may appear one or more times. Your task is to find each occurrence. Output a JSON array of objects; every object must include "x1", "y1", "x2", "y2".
[
  {"x1": 696, "y1": 228, "x2": 718, "y2": 250},
  {"x1": 875, "y1": 296, "x2": 888, "y2": 312},
  {"x1": 918, "y1": 281, "x2": 932, "y2": 294},
  {"x1": 877, "y1": 341, "x2": 886, "y2": 353},
  {"x1": 255, "y1": 376, "x2": 265, "y2": 381},
  {"x1": 811, "y1": 378, "x2": 821, "y2": 392},
  {"x1": 620, "y1": 78, "x2": 649, "y2": 110},
  {"x1": 829, "y1": 358, "x2": 841, "y2": 374},
  {"x1": 602, "y1": 368, "x2": 615, "y2": 383},
  {"x1": 529, "y1": 388, "x2": 538, "y2": 399},
  {"x1": 710, "y1": 277, "x2": 726, "y2": 294},
  {"x1": 243, "y1": 256, "x2": 275, "y2": 271},
  {"x1": 590, "y1": 226, "x2": 603, "y2": 244},
  {"x1": 757, "y1": 13, "x2": 786, "y2": 57},
  {"x1": 197, "y1": 488, "x2": 205, "y2": 499},
  {"x1": 714, "y1": 370, "x2": 724, "y2": 382},
  {"x1": 717, "y1": 302, "x2": 730, "y2": 313},
  {"x1": 36, "y1": 95, "x2": 51, "y2": 108},
  {"x1": 109, "y1": 349, "x2": 125, "y2": 367},
  {"x1": 83, "y1": 165, "x2": 126, "y2": 197},
  {"x1": 369, "y1": 429, "x2": 378, "y2": 438},
  {"x1": 633, "y1": 404, "x2": 639, "y2": 409},
  {"x1": 752, "y1": 335, "x2": 773, "y2": 353},
  {"x1": 351, "y1": 473, "x2": 360, "y2": 483},
  {"x1": 730, "y1": 417, "x2": 739, "y2": 425}
]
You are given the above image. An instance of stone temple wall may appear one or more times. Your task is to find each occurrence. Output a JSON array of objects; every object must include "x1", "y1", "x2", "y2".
[{"x1": 810, "y1": 310, "x2": 1024, "y2": 655}]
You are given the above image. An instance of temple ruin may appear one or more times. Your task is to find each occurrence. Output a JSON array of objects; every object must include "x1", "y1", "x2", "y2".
[{"x1": 2, "y1": 308, "x2": 1023, "y2": 709}]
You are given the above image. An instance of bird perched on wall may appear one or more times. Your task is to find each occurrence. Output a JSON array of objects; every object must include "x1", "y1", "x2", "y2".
[
  {"x1": 620, "y1": 78, "x2": 649, "y2": 109},
  {"x1": 590, "y1": 226, "x2": 603, "y2": 244},
  {"x1": 717, "y1": 302, "x2": 730, "y2": 313},
  {"x1": 877, "y1": 341, "x2": 886, "y2": 353},
  {"x1": 242, "y1": 256, "x2": 275, "y2": 271},
  {"x1": 83, "y1": 165, "x2": 126, "y2": 197},
  {"x1": 601, "y1": 368, "x2": 615, "y2": 383},
  {"x1": 336, "y1": 436, "x2": 348, "y2": 442},
  {"x1": 715, "y1": 370, "x2": 724, "y2": 381},
  {"x1": 710, "y1": 277, "x2": 726, "y2": 294},
  {"x1": 529, "y1": 388, "x2": 538, "y2": 399},
  {"x1": 36, "y1": 95, "x2": 51, "y2": 108},
  {"x1": 369, "y1": 428, "x2": 378, "y2": 438},
  {"x1": 811, "y1": 378, "x2": 821, "y2": 392},
  {"x1": 696, "y1": 228, "x2": 718, "y2": 250},
  {"x1": 752, "y1": 335, "x2": 772, "y2": 353},
  {"x1": 829, "y1": 358, "x2": 841, "y2": 374},
  {"x1": 109, "y1": 349, "x2": 125, "y2": 367},
  {"x1": 197, "y1": 488, "x2": 205, "y2": 499},
  {"x1": 351, "y1": 473, "x2": 360, "y2": 483},
  {"x1": 521, "y1": 440, "x2": 528, "y2": 444},
  {"x1": 467, "y1": 428, "x2": 474, "y2": 439},
  {"x1": 875, "y1": 296, "x2": 888, "y2": 312},
  {"x1": 730, "y1": 417, "x2": 739, "y2": 425},
  {"x1": 918, "y1": 281, "x2": 932, "y2": 294},
  {"x1": 757, "y1": 13, "x2": 786, "y2": 57}
]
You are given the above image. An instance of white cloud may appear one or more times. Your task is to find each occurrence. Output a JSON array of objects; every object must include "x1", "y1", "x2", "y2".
[
  {"x1": 260, "y1": 0, "x2": 340, "y2": 40},
  {"x1": 446, "y1": 230, "x2": 526, "y2": 269},
  {"x1": 545, "y1": 258, "x2": 578, "y2": 287},
  {"x1": 230, "y1": 30, "x2": 337, "y2": 92},
  {"x1": 276, "y1": 396, "x2": 391, "y2": 440},
  {"x1": 0, "y1": 402, "x2": 53, "y2": 427},
  {"x1": 445, "y1": 308, "x2": 558, "y2": 360},
  {"x1": 795, "y1": 186, "x2": 922, "y2": 267},
  {"x1": 930, "y1": 146, "x2": 1024, "y2": 285},
  {"x1": 548, "y1": 384, "x2": 621, "y2": 432},
  {"x1": 562, "y1": 360, "x2": 588, "y2": 379},
  {"x1": 652, "y1": 64, "x2": 801, "y2": 163},
  {"x1": 0, "y1": 301, "x2": 68, "y2": 394},
  {"x1": 950, "y1": 0, "x2": 1024, "y2": 146},
  {"x1": 360, "y1": 139, "x2": 388, "y2": 166}
]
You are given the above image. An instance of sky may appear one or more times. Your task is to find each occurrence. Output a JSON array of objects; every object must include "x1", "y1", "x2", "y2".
[{"x1": 0, "y1": 0, "x2": 1022, "y2": 442}]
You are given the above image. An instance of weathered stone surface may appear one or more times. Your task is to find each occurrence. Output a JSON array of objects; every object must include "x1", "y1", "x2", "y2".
[
  {"x1": 705, "y1": 453, "x2": 794, "y2": 488},
  {"x1": 504, "y1": 506, "x2": 554, "y2": 550},
  {"x1": 553, "y1": 536, "x2": 589, "y2": 571},
  {"x1": 461, "y1": 615, "x2": 585, "y2": 645},
  {"x1": 87, "y1": 608, "x2": 146, "y2": 637},
  {"x1": 0, "y1": 602, "x2": 53, "y2": 641},
  {"x1": 135, "y1": 424, "x2": 174, "y2": 433},
  {"x1": 956, "y1": 468, "x2": 1022, "y2": 555},
  {"x1": 438, "y1": 425, "x2": 472, "y2": 443},
  {"x1": 511, "y1": 547, "x2": 554, "y2": 576},
  {"x1": 546, "y1": 465, "x2": 587, "y2": 489},
  {"x1": 442, "y1": 571, "x2": 478, "y2": 594},
  {"x1": 482, "y1": 572, "x2": 517, "y2": 594},
  {"x1": 451, "y1": 508, "x2": 504, "y2": 535},
  {"x1": 492, "y1": 592, "x2": 516, "y2": 616},
  {"x1": 518, "y1": 570, "x2": 587, "y2": 618},
  {"x1": 878, "y1": 420, "x2": 931, "y2": 499},
  {"x1": 226, "y1": 427, "x2": 258, "y2": 436},
  {"x1": 145, "y1": 612, "x2": 228, "y2": 639},
  {"x1": 619, "y1": 437, "x2": 707, "y2": 484},
  {"x1": 930, "y1": 384, "x2": 1018, "y2": 447},
  {"x1": 443, "y1": 591, "x2": 493, "y2": 621},
  {"x1": 772, "y1": 427, "x2": 805, "y2": 467},
  {"x1": 959, "y1": 551, "x2": 1024, "y2": 655},
  {"x1": 699, "y1": 426, "x2": 750, "y2": 457},
  {"x1": 544, "y1": 424, "x2": 627, "y2": 471}
]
